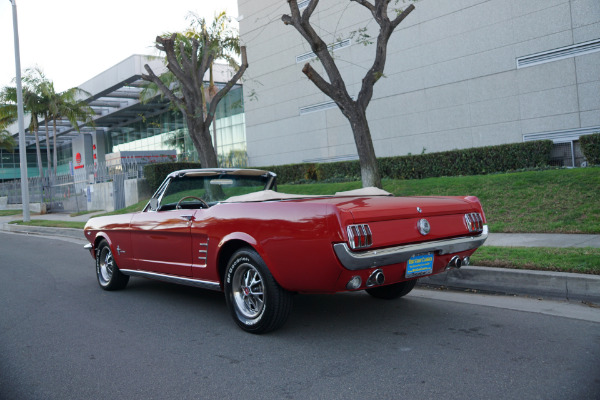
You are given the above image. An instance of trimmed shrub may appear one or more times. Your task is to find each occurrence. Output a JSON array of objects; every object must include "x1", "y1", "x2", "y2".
[
  {"x1": 260, "y1": 140, "x2": 553, "y2": 184},
  {"x1": 261, "y1": 163, "x2": 315, "y2": 184},
  {"x1": 144, "y1": 162, "x2": 202, "y2": 192},
  {"x1": 580, "y1": 133, "x2": 600, "y2": 165}
]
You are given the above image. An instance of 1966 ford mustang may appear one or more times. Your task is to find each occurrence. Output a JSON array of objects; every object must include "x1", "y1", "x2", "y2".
[{"x1": 84, "y1": 168, "x2": 487, "y2": 333}]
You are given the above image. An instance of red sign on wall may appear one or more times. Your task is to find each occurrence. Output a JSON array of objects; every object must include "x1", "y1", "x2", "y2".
[{"x1": 74, "y1": 152, "x2": 84, "y2": 169}]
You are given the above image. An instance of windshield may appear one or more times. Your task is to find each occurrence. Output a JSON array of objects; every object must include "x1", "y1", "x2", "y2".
[{"x1": 158, "y1": 173, "x2": 272, "y2": 208}]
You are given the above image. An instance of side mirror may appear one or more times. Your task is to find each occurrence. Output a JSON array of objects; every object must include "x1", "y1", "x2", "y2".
[{"x1": 149, "y1": 198, "x2": 159, "y2": 211}]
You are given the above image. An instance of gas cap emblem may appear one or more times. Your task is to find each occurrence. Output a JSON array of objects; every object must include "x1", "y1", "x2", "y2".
[
  {"x1": 417, "y1": 207, "x2": 422, "y2": 213},
  {"x1": 417, "y1": 219, "x2": 430, "y2": 236}
]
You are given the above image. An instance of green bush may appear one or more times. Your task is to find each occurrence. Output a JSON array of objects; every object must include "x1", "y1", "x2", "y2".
[
  {"x1": 143, "y1": 162, "x2": 202, "y2": 192},
  {"x1": 580, "y1": 133, "x2": 600, "y2": 165},
  {"x1": 259, "y1": 141, "x2": 553, "y2": 184}
]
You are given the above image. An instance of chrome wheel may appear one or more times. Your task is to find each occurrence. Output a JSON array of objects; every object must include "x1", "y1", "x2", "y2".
[
  {"x1": 95, "y1": 240, "x2": 129, "y2": 291},
  {"x1": 232, "y1": 263, "x2": 265, "y2": 319},
  {"x1": 98, "y1": 246, "x2": 114, "y2": 285},
  {"x1": 225, "y1": 248, "x2": 292, "y2": 333}
]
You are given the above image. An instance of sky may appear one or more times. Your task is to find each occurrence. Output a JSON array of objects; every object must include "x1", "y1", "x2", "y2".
[{"x1": 0, "y1": 0, "x2": 239, "y2": 92}]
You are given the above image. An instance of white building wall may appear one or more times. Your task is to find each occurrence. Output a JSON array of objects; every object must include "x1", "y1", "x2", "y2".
[{"x1": 238, "y1": 0, "x2": 600, "y2": 166}]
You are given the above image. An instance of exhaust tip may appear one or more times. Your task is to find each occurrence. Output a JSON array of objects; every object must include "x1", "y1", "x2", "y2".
[
  {"x1": 366, "y1": 269, "x2": 385, "y2": 287},
  {"x1": 446, "y1": 256, "x2": 462, "y2": 270}
]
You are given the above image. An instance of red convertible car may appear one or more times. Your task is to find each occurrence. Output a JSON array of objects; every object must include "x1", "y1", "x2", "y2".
[{"x1": 84, "y1": 168, "x2": 487, "y2": 333}]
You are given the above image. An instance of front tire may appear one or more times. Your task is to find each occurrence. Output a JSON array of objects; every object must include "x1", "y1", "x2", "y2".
[
  {"x1": 96, "y1": 240, "x2": 129, "y2": 291},
  {"x1": 366, "y1": 279, "x2": 417, "y2": 300},
  {"x1": 224, "y1": 248, "x2": 292, "y2": 334}
]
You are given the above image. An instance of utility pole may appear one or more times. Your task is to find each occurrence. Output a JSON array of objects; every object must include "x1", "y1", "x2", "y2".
[{"x1": 9, "y1": 0, "x2": 30, "y2": 221}]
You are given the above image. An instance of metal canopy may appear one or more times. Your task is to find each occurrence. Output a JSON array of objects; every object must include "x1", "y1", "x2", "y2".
[
  {"x1": 9, "y1": 55, "x2": 236, "y2": 151},
  {"x1": 24, "y1": 78, "x2": 171, "y2": 149}
]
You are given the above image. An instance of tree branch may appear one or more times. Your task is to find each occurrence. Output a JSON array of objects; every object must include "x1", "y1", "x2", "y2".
[
  {"x1": 391, "y1": 3, "x2": 415, "y2": 29},
  {"x1": 206, "y1": 46, "x2": 249, "y2": 127},
  {"x1": 141, "y1": 64, "x2": 185, "y2": 111},
  {"x1": 158, "y1": 35, "x2": 194, "y2": 90},
  {"x1": 350, "y1": 0, "x2": 375, "y2": 13}
]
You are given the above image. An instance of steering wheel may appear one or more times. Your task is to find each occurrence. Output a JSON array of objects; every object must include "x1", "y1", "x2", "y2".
[{"x1": 175, "y1": 196, "x2": 209, "y2": 209}]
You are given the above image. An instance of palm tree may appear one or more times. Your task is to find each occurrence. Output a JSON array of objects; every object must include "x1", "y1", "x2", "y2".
[
  {"x1": 43, "y1": 82, "x2": 95, "y2": 174},
  {"x1": 23, "y1": 67, "x2": 53, "y2": 175},
  {"x1": 0, "y1": 84, "x2": 46, "y2": 177},
  {"x1": 0, "y1": 129, "x2": 16, "y2": 152}
]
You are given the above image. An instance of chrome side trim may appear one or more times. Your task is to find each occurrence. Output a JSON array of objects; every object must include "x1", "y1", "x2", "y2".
[
  {"x1": 334, "y1": 225, "x2": 488, "y2": 271},
  {"x1": 120, "y1": 269, "x2": 221, "y2": 291},
  {"x1": 84, "y1": 244, "x2": 92, "y2": 250}
]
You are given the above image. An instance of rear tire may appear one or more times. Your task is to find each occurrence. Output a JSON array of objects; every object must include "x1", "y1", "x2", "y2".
[
  {"x1": 96, "y1": 240, "x2": 129, "y2": 291},
  {"x1": 366, "y1": 279, "x2": 417, "y2": 300},
  {"x1": 224, "y1": 248, "x2": 292, "y2": 334}
]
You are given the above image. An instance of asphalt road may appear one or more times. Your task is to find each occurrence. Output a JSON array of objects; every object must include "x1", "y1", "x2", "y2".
[{"x1": 1, "y1": 232, "x2": 599, "y2": 400}]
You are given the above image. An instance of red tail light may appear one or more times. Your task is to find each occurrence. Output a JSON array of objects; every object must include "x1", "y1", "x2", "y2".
[
  {"x1": 464, "y1": 213, "x2": 484, "y2": 233},
  {"x1": 347, "y1": 224, "x2": 373, "y2": 249}
]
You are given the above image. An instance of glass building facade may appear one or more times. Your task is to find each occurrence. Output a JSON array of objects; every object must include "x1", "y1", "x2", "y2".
[
  {"x1": 107, "y1": 85, "x2": 246, "y2": 167},
  {"x1": 0, "y1": 85, "x2": 247, "y2": 181}
]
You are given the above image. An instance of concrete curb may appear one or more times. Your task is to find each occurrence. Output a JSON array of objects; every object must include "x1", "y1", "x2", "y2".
[
  {"x1": 2, "y1": 223, "x2": 599, "y2": 304},
  {"x1": 419, "y1": 266, "x2": 600, "y2": 304},
  {"x1": 1, "y1": 222, "x2": 85, "y2": 240}
]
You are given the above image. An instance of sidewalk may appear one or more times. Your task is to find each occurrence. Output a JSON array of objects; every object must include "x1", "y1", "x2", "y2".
[{"x1": 1, "y1": 212, "x2": 599, "y2": 304}]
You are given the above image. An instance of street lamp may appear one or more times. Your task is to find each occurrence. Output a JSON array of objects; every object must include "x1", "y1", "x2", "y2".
[{"x1": 9, "y1": 0, "x2": 30, "y2": 221}]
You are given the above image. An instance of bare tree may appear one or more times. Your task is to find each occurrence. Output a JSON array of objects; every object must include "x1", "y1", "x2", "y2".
[
  {"x1": 142, "y1": 14, "x2": 248, "y2": 168},
  {"x1": 283, "y1": 0, "x2": 416, "y2": 188}
]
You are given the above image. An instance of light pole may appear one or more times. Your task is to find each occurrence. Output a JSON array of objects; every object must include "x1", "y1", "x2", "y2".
[{"x1": 9, "y1": 0, "x2": 30, "y2": 221}]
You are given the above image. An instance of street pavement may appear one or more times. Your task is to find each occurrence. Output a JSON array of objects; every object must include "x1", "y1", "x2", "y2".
[{"x1": 1, "y1": 211, "x2": 599, "y2": 304}]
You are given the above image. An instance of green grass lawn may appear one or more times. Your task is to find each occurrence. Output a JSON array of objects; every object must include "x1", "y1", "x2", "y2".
[
  {"x1": 11, "y1": 219, "x2": 86, "y2": 229},
  {"x1": 280, "y1": 167, "x2": 600, "y2": 234},
  {"x1": 90, "y1": 167, "x2": 600, "y2": 234},
  {"x1": 472, "y1": 246, "x2": 600, "y2": 275},
  {"x1": 0, "y1": 210, "x2": 22, "y2": 217}
]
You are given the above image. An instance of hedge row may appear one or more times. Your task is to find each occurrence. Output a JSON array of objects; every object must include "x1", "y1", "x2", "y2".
[
  {"x1": 262, "y1": 140, "x2": 554, "y2": 184},
  {"x1": 142, "y1": 140, "x2": 555, "y2": 189},
  {"x1": 144, "y1": 161, "x2": 202, "y2": 192},
  {"x1": 580, "y1": 133, "x2": 600, "y2": 165}
]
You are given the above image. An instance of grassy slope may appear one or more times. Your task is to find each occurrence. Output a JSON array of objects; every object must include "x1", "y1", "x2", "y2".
[
  {"x1": 471, "y1": 246, "x2": 600, "y2": 275},
  {"x1": 280, "y1": 167, "x2": 600, "y2": 234}
]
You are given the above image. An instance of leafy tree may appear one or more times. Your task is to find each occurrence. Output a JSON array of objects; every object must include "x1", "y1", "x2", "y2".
[
  {"x1": 1, "y1": 68, "x2": 95, "y2": 176},
  {"x1": 282, "y1": 0, "x2": 417, "y2": 188},
  {"x1": 0, "y1": 129, "x2": 17, "y2": 152},
  {"x1": 0, "y1": 83, "x2": 45, "y2": 177},
  {"x1": 42, "y1": 80, "x2": 95, "y2": 174},
  {"x1": 142, "y1": 12, "x2": 248, "y2": 168}
]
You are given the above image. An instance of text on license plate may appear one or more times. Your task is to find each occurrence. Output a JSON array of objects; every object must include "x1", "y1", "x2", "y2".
[{"x1": 406, "y1": 253, "x2": 434, "y2": 278}]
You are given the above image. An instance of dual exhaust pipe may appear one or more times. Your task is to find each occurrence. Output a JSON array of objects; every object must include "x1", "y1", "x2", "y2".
[
  {"x1": 348, "y1": 256, "x2": 468, "y2": 290},
  {"x1": 446, "y1": 256, "x2": 470, "y2": 270}
]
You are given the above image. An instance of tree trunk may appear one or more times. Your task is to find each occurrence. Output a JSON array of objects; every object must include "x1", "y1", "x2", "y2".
[
  {"x1": 186, "y1": 116, "x2": 219, "y2": 168},
  {"x1": 52, "y1": 119, "x2": 58, "y2": 175},
  {"x1": 33, "y1": 129, "x2": 44, "y2": 178},
  {"x1": 348, "y1": 108, "x2": 381, "y2": 188},
  {"x1": 44, "y1": 119, "x2": 52, "y2": 176}
]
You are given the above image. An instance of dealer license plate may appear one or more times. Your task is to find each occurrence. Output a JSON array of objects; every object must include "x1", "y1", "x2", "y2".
[{"x1": 406, "y1": 253, "x2": 434, "y2": 278}]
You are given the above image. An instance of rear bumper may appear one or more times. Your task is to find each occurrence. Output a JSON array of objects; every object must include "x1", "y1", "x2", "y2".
[{"x1": 333, "y1": 225, "x2": 488, "y2": 270}]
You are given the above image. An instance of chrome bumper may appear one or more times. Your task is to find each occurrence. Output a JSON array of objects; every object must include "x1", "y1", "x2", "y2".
[
  {"x1": 84, "y1": 243, "x2": 94, "y2": 258},
  {"x1": 333, "y1": 225, "x2": 488, "y2": 270}
]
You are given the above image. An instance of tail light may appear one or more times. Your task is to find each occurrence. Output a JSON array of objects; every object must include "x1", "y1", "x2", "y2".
[
  {"x1": 347, "y1": 224, "x2": 372, "y2": 249},
  {"x1": 464, "y1": 213, "x2": 484, "y2": 233}
]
